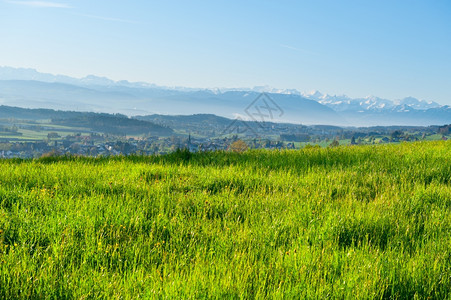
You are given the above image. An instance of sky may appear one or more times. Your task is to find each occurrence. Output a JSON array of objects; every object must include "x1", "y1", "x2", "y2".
[{"x1": 0, "y1": 0, "x2": 450, "y2": 105}]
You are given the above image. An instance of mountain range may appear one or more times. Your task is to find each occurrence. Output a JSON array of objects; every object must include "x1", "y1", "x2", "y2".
[{"x1": 0, "y1": 66, "x2": 449, "y2": 126}]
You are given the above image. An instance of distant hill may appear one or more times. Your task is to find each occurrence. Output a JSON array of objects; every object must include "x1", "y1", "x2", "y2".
[
  {"x1": 0, "y1": 105, "x2": 173, "y2": 136},
  {"x1": 137, "y1": 114, "x2": 233, "y2": 127},
  {"x1": 0, "y1": 79, "x2": 344, "y2": 125},
  {"x1": 0, "y1": 67, "x2": 449, "y2": 126},
  {"x1": 136, "y1": 114, "x2": 241, "y2": 137},
  {"x1": 0, "y1": 80, "x2": 139, "y2": 113}
]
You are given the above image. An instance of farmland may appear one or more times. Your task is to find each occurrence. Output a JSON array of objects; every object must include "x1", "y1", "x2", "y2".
[
  {"x1": 2, "y1": 105, "x2": 450, "y2": 160},
  {"x1": 0, "y1": 141, "x2": 450, "y2": 298}
]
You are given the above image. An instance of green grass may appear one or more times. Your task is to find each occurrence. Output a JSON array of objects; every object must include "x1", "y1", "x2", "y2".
[
  {"x1": 0, "y1": 141, "x2": 450, "y2": 299},
  {"x1": 425, "y1": 134, "x2": 446, "y2": 141},
  {"x1": 0, "y1": 121, "x2": 91, "y2": 141}
]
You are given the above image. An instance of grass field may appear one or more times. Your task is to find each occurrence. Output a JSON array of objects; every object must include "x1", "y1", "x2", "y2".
[{"x1": 0, "y1": 141, "x2": 450, "y2": 298}]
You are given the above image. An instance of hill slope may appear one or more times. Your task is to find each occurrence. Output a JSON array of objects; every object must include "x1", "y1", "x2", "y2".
[
  {"x1": 0, "y1": 67, "x2": 449, "y2": 126},
  {"x1": 0, "y1": 105, "x2": 174, "y2": 136},
  {"x1": 0, "y1": 141, "x2": 449, "y2": 298}
]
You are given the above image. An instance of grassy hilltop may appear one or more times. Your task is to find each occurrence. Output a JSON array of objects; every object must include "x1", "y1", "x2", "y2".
[{"x1": 0, "y1": 141, "x2": 450, "y2": 298}]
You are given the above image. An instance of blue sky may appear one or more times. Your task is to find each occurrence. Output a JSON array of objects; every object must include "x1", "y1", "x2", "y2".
[{"x1": 1, "y1": 0, "x2": 450, "y2": 104}]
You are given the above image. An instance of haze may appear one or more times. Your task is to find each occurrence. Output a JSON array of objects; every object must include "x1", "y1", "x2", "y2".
[{"x1": 1, "y1": 0, "x2": 450, "y2": 105}]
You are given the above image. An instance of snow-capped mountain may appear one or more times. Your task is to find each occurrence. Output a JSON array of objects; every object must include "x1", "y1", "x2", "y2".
[
  {"x1": 395, "y1": 97, "x2": 440, "y2": 110},
  {"x1": 0, "y1": 66, "x2": 449, "y2": 126},
  {"x1": 0, "y1": 66, "x2": 159, "y2": 89},
  {"x1": 302, "y1": 90, "x2": 441, "y2": 112}
]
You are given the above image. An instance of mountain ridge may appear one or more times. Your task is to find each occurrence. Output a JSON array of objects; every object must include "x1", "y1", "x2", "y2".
[{"x1": 0, "y1": 66, "x2": 449, "y2": 126}]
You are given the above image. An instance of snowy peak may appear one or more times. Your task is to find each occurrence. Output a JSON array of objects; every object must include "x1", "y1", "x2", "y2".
[
  {"x1": 302, "y1": 90, "x2": 324, "y2": 99},
  {"x1": 396, "y1": 97, "x2": 440, "y2": 110},
  {"x1": 302, "y1": 93, "x2": 389, "y2": 112},
  {"x1": 250, "y1": 85, "x2": 301, "y2": 95},
  {"x1": 79, "y1": 75, "x2": 116, "y2": 86},
  {"x1": 303, "y1": 91, "x2": 442, "y2": 112},
  {"x1": 0, "y1": 66, "x2": 76, "y2": 84},
  {"x1": 0, "y1": 66, "x2": 157, "y2": 89},
  {"x1": 0, "y1": 66, "x2": 446, "y2": 116}
]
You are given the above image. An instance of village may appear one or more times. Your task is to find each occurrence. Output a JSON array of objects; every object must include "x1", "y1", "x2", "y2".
[
  {"x1": 1, "y1": 127, "x2": 448, "y2": 159},
  {"x1": 0, "y1": 133, "x2": 299, "y2": 159}
]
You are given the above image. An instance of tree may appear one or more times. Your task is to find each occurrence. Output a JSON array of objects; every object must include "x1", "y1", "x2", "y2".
[
  {"x1": 438, "y1": 124, "x2": 451, "y2": 135},
  {"x1": 229, "y1": 140, "x2": 248, "y2": 153},
  {"x1": 390, "y1": 130, "x2": 403, "y2": 141},
  {"x1": 47, "y1": 132, "x2": 60, "y2": 139},
  {"x1": 328, "y1": 140, "x2": 340, "y2": 147}
]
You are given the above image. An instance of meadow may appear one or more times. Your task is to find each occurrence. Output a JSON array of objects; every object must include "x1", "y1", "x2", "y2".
[{"x1": 0, "y1": 141, "x2": 450, "y2": 299}]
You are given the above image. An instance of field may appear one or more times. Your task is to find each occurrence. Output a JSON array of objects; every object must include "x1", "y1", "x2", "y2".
[
  {"x1": 0, "y1": 141, "x2": 450, "y2": 298},
  {"x1": 0, "y1": 119, "x2": 92, "y2": 141}
]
